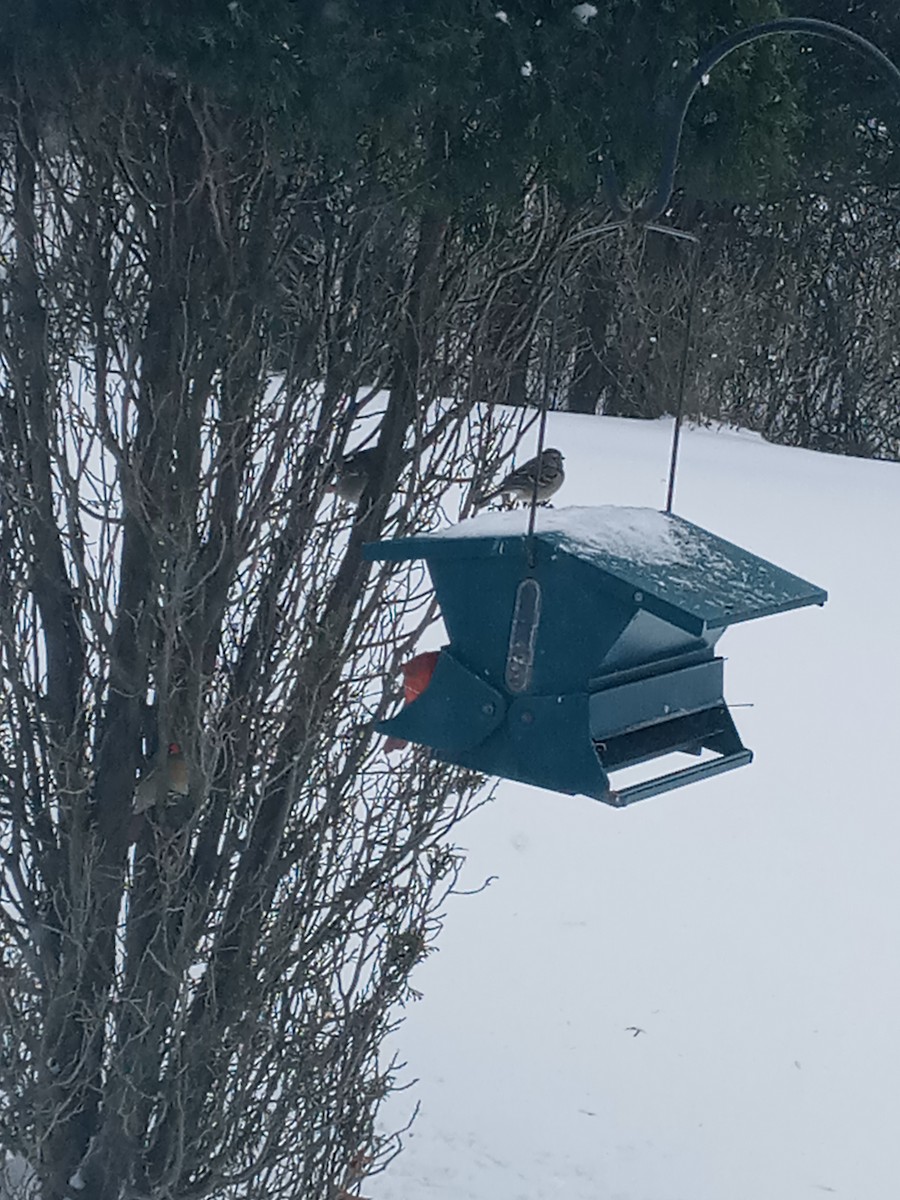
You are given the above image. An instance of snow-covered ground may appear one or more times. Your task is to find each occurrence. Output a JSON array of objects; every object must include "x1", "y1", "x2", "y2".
[{"x1": 372, "y1": 413, "x2": 900, "y2": 1200}]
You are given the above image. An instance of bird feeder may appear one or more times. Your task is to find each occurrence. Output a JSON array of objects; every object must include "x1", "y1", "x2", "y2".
[{"x1": 365, "y1": 507, "x2": 826, "y2": 806}]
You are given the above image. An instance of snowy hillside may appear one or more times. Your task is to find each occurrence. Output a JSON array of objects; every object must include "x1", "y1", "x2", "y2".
[{"x1": 371, "y1": 413, "x2": 900, "y2": 1200}]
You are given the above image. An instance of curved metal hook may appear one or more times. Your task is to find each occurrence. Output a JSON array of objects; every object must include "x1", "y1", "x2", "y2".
[{"x1": 602, "y1": 17, "x2": 900, "y2": 225}]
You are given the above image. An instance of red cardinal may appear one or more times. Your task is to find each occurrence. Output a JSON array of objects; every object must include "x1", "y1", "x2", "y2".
[
  {"x1": 134, "y1": 742, "x2": 190, "y2": 813},
  {"x1": 384, "y1": 651, "x2": 440, "y2": 754}
]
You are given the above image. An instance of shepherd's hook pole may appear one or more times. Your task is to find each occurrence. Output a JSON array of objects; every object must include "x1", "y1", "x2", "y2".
[
  {"x1": 602, "y1": 18, "x2": 900, "y2": 224},
  {"x1": 601, "y1": 17, "x2": 900, "y2": 513}
]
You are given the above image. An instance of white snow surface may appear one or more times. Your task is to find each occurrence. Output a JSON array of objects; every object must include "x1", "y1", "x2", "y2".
[
  {"x1": 372, "y1": 413, "x2": 900, "y2": 1200},
  {"x1": 429, "y1": 504, "x2": 689, "y2": 565}
]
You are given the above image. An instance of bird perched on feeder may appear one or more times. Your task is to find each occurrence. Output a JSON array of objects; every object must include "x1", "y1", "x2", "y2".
[
  {"x1": 384, "y1": 650, "x2": 441, "y2": 754},
  {"x1": 476, "y1": 447, "x2": 565, "y2": 507},
  {"x1": 325, "y1": 447, "x2": 378, "y2": 504},
  {"x1": 134, "y1": 742, "x2": 190, "y2": 814}
]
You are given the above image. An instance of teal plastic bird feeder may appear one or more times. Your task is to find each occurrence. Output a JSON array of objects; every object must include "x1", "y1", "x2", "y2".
[{"x1": 365, "y1": 507, "x2": 826, "y2": 806}]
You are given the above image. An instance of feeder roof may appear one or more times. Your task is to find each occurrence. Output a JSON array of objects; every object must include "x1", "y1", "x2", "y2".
[{"x1": 366, "y1": 506, "x2": 827, "y2": 632}]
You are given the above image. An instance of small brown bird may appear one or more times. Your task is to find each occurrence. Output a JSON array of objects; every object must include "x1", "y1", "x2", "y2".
[
  {"x1": 134, "y1": 742, "x2": 190, "y2": 814},
  {"x1": 476, "y1": 447, "x2": 565, "y2": 507},
  {"x1": 325, "y1": 448, "x2": 378, "y2": 503}
]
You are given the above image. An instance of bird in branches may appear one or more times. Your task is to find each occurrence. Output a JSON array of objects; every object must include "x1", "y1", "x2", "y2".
[
  {"x1": 134, "y1": 741, "x2": 190, "y2": 814},
  {"x1": 475, "y1": 447, "x2": 565, "y2": 507},
  {"x1": 325, "y1": 447, "x2": 378, "y2": 503}
]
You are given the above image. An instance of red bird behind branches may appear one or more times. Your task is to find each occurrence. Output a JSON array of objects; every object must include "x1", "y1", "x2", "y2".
[{"x1": 384, "y1": 651, "x2": 440, "y2": 754}]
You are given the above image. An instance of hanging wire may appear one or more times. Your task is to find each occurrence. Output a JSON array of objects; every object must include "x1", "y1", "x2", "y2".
[
  {"x1": 526, "y1": 253, "x2": 564, "y2": 566},
  {"x1": 520, "y1": 222, "x2": 627, "y2": 567},
  {"x1": 664, "y1": 230, "x2": 702, "y2": 514}
]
